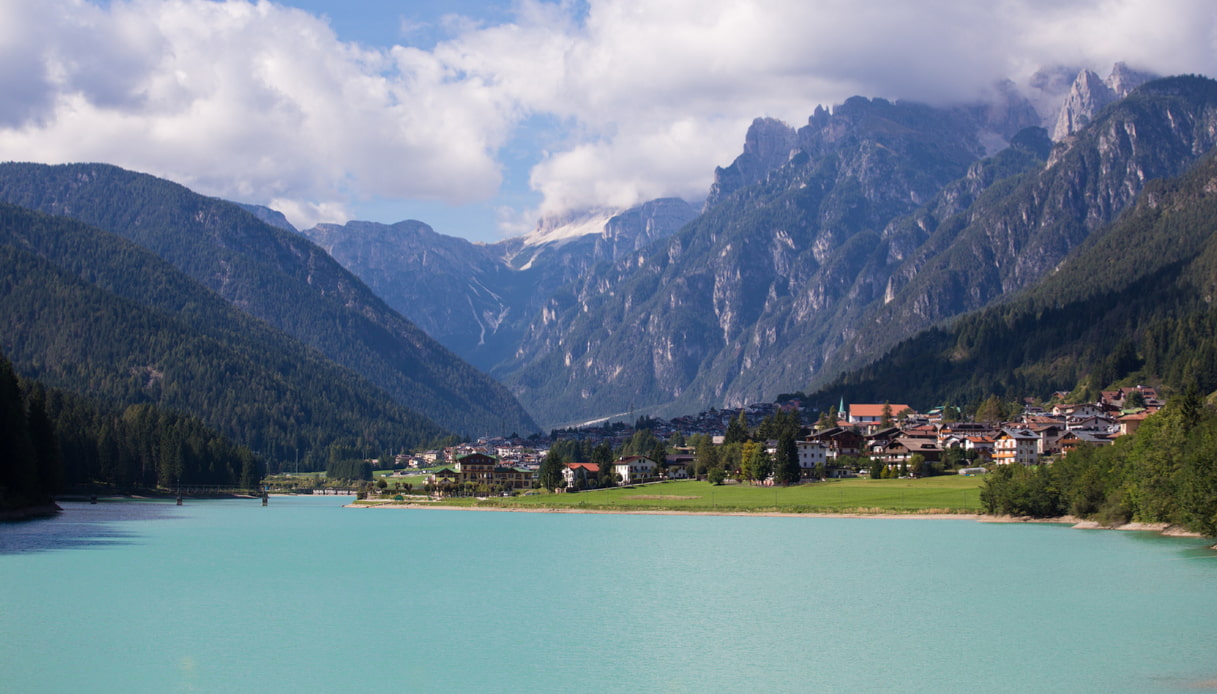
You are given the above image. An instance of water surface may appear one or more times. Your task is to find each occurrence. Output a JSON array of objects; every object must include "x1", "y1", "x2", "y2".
[{"x1": 2, "y1": 496, "x2": 1215, "y2": 693}]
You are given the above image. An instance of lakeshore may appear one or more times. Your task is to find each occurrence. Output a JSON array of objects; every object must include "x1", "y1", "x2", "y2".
[{"x1": 346, "y1": 498, "x2": 1212, "y2": 543}]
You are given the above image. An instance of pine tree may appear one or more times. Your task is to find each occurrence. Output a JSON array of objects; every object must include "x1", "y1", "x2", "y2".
[
  {"x1": 539, "y1": 449, "x2": 565, "y2": 491},
  {"x1": 25, "y1": 388, "x2": 62, "y2": 497},
  {"x1": 724, "y1": 410, "x2": 749, "y2": 444},
  {"x1": 0, "y1": 352, "x2": 36, "y2": 505},
  {"x1": 773, "y1": 431, "x2": 801, "y2": 485}
]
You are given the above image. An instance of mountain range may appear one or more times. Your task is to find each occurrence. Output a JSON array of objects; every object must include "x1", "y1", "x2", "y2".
[
  {"x1": 4, "y1": 62, "x2": 1215, "y2": 440},
  {"x1": 0, "y1": 167, "x2": 539, "y2": 466},
  {"x1": 291, "y1": 63, "x2": 1217, "y2": 428}
]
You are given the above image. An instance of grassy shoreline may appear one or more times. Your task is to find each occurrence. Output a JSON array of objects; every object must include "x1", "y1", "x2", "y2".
[
  {"x1": 347, "y1": 477, "x2": 1212, "y2": 542},
  {"x1": 356, "y1": 477, "x2": 985, "y2": 515}
]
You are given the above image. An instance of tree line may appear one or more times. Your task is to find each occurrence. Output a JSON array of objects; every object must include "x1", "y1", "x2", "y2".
[
  {"x1": 1, "y1": 348, "x2": 262, "y2": 511},
  {"x1": 981, "y1": 390, "x2": 1217, "y2": 536}
]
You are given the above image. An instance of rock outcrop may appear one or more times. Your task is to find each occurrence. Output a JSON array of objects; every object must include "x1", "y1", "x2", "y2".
[{"x1": 1052, "y1": 62, "x2": 1157, "y2": 139}]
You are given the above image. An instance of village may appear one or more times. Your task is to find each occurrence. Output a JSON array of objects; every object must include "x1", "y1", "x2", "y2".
[{"x1": 377, "y1": 386, "x2": 1163, "y2": 496}]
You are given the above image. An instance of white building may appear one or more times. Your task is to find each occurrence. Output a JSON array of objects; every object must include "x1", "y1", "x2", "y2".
[
  {"x1": 993, "y1": 429, "x2": 1040, "y2": 465},
  {"x1": 612, "y1": 456, "x2": 658, "y2": 485},
  {"x1": 796, "y1": 440, "x2": 828, "y2": 476}
]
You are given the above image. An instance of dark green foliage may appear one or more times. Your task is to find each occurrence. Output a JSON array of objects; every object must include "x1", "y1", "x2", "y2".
[
  {"x1": 326, "y1": 459, "x2": 373, "y2": 482},
  {"x1": 756, "y1": 409, "x2": 803, "y2": 441},
  {"x1": 25, "y1": 388, "x2": 61, "y2": 495},
  {"x1": 0, "y1": 351, "x2": 42, "y2": 509},
  {"x1": 1, "y1": 345, "x2": 260, "y2": 506},
  {"x1": 773, "y1": 431, "x2": 801, "y2": 485},
  {"x1": 979, "y1": 464, "x2": 1065, "y2": 517},
  {"x1": 592, "y1": 443, "x2": 617, "y2": 487},
  {"x1": 689, "y1": 433, "x2": 718, "y2": 478},
  {"x1": 618, "y1": 428, "x2": 660, "y2": 458},
  {"x1": 724, "y1": 411, "x2": 750, "y2": 445},
  {"x1": 0, "y1": 163, "x2": 538, "y2": 438},
  {"x1": 748, "y1": 444, "x2": 773, "y2": 483},
  {"x1": 981, "y1": 401, "x2": 1217, "y2": 535},
  {"x1": 538, "y1": 449, "x2": 565, "y2": 491},
  {"x1": 0, "y1": 201, "x2": 450, "y2": 468},
  {"x1": 869, "y1": 459, "x2": 885, "y2": 479}
]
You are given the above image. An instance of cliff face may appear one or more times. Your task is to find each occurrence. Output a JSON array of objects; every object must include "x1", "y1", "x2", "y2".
[
  {"x1": 301, "y1": 219, "x2": 517, "y2": 371},
  {"x1": 821, "y1": 75, "x2": 1217, "y2": 380},
  {"x1": 274, "y1": 67, "x2": 1217, "y2": 430},
  {"x1": 705, "y1": 117, "x2": 799, "y2": 206},
  {"x1": 500, "y1": 75, "x2": 1217, "y2": 428},
  {"x1": 502, "y1": 96, "x2": 1010, "y2": 426},
  {"x1": 1052, "y1": 62, "x2": 1157, "y2": 139},
  {"x1": 298, "y1": 199, "x2": 697, "y2": 373}
]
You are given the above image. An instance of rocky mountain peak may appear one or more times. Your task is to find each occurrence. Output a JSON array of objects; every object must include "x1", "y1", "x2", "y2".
[
  {"x1": 706, "y1": 117, "x2": 797, "y2": 207},
  {"x1": 1107, "y1": 61, "x2": 1156, "y2": 96},
  {"x1": 743, "y1": 117, "x2": 798, "y2": 170},
  {"x1": 1052, "y1": 63, "x2": 1157, "y2": 139},
  {"x1": 519, "y1": 209, "x2": 619, "y2": 249},
  {"x1": 597, "y1": 198, "x2": 697, "y2": 263}
]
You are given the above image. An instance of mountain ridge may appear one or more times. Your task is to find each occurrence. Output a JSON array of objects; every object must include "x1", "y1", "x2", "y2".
[
  {"x1": 0, "y1": 163, "x2": 539, "y2": 437},
  {"x1": 0, "y1": 201, "x2": 450, "y2": 466}
]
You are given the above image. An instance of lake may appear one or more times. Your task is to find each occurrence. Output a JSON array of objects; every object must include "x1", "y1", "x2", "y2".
[{"x1": 2, "y1": 495, "x2": 1216, "y2": 693}]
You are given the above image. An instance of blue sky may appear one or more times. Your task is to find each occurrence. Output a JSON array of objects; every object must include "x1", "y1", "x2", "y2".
[{"x1": 2, "y1": 0, "x2": 1216, "y2": 242}]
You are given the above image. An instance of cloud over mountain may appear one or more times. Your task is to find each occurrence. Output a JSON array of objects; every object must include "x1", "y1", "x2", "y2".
[{"x1": 1, "y1": 0, "x2": 1215, "y2": 234}]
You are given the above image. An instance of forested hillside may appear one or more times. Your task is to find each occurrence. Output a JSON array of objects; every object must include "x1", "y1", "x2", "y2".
[
  {"x1": 1, "y1": 346, "x2": 261, "y2": 512},
  {"x1": 806, "y1": 146, "x2": 1217, "y2": 411},
  {"x1": 0, "y1": 163, "x2": 538, "y2": 437},
  {"x1": 0, "y1": 202, "x2": 449, "y2": 469},
  {"x1": 822, "y1": 76, "x2": 1217, "y2": 381}
]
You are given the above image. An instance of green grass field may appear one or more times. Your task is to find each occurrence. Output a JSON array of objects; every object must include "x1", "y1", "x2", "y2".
[{"x1": 377, "y1": 476, "x2": 987, "y2": 514}]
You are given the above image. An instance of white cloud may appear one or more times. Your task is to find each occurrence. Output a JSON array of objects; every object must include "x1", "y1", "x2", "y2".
[
  {"x1": 0, "y1": 0, "x2": 513, "y2": 228},
  {"x1": 1, "y1": 0, "x2": 1216, "y2": 234}
]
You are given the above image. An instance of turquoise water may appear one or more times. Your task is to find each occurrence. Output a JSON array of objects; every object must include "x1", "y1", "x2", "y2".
[{"x1": 2, "y1": 496, "x2": 1217, "y2": 693}]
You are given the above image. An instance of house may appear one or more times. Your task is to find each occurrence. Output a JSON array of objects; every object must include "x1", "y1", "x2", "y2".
[
  {"x1": 562, "y1": 463, "x2": 600, "y2": 490},
  {"x1": 808, "y1": 427, "x2": 865, "y2": 460},
  {"x1": 1053, "y1": 403, "x2": 1105, "y2": 419},
  {"x1": 796, "y1": 439, "x2": 828, "y2": 477},
  {"x1": 1060, "y1": 430, "x2": 1114, "y2": 453},
  {"x1": 612, "y1": 456, "x2": 659, "y2": 485},
  {"x1": 1101, "y1": 386, "x2": 1161, "y2": 410},
  {"x1": 1067, "y1": 414, "x2": 1116, "y2": 433},
  {"x1": 491, "y1": 465, "x2": 533, "y2": 490},
  {"x1": 900, "y1": 437, "x2": 943, "y2": 462},
  {"x1": 1027, "y1": 423, "x2": 1066, "y2": 456},
  {"x1": 961, "y1": 435, "x2": 995, "y2": 460},
  {"x1": 901, "y1": 424, "x2": 939, "y2": 440},
  {"x1": 438, "y1": 452, "x2": 533, "y2": 490},
  {"x1": 847, "y1": 403, "x2": 913, "y2": 428},
  {"x1": 993, "y1": 429, "x2": 1040, "y2": 465},
  {"x1": 1117, "y1": 411, "x2": 1152, "y2": 436},
  {"x1": 873, "y1": 437, "x2": 942, "y2": 466},
  {"x1": 871, "y1": 438, "x2": 910, "y2": 465},
  {"x1": 428, "y1": 468, "x2": 459, "y2": 487},
  {"x1": 663, "y1": 459, "x2": 690, "y2": 479}
]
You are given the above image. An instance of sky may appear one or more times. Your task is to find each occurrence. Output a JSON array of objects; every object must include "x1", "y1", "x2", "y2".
[{"x1": 2, "y1": 1, "x2": 1216, "y2": 242}]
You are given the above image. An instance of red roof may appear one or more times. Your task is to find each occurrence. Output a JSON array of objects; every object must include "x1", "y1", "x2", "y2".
[
  {"x1": 850, "y1": 404, "x2": 912, "y2": 418},
  {"x1": 565, "y1": 463, "x2": 600, "y2": 472}
]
